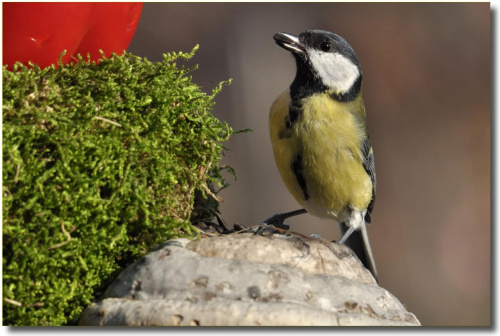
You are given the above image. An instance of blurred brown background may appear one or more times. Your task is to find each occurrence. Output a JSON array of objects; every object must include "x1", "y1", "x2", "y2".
[{"x1": 128, "y1": 2, "x2": 490, "y2": 327}]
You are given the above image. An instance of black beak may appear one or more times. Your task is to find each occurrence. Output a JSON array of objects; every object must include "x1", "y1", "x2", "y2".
[{"x1": 273, "y1": 32, "x2": 306, "y2": 55}]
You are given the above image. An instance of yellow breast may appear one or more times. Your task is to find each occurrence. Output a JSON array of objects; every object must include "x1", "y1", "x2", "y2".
[{"x1": 269, "y1": 88, "x2": 372, "y2": 220}]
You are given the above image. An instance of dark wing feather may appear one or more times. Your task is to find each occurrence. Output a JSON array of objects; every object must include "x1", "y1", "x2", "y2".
[{"x1": 361, "y1": 137, "x2": 376, "y2": 223}]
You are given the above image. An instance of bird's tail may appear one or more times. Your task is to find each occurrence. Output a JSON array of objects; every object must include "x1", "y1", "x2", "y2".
[{"x1": 338, "y1": 222, "x2": 378, "y2": 282}]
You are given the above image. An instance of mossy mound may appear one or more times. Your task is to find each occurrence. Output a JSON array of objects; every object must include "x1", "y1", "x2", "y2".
[{"x1": 2, "y1": 47, "x2": 233, "y2": 326}]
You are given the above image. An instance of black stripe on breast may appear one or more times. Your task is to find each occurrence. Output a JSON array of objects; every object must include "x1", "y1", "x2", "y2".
[
  {"x1": 291, "y1": 154, "x2": 309, "y2": 201},
  {"x1": 288, "y1": 100, "x2": 302, "y2": 127}
]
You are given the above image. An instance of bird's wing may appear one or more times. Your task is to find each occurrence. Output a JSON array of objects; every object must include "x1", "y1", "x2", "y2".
[{"x1": 361, "y1": 137, "x2": 376, "y2": 223}]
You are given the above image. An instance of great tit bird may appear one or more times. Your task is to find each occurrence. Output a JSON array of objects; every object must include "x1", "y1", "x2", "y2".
[{"x1": 266, "y1": 30, "x2": 378, "y2": 281}]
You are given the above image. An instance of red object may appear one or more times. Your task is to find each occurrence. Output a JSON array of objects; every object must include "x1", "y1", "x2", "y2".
[{"x1": 3, "y1": 2, "x2": 143, "y2": 69}]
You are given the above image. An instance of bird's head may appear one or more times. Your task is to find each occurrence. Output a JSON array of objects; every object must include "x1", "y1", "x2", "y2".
[{"x1": 274, "y1": 30, "x2": 362, "y2": 98}]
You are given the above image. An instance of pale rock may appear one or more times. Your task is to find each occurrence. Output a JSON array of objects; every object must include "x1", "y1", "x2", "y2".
[{"x1": 79, "y1": 233, "x2": 420, "y2": 326}]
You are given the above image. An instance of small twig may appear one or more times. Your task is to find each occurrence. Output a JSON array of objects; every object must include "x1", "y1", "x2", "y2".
[
  {"x1": 4, "y1": 298, "x2": 22, "y2": 307},
  {"x1": 30, "y1": 302, "x2": 45, "y2": 308},
  {"x1": 199, "y1": 231, "x2": 220, "y2": 238},
  {"x1": 47, "y1": 221, "x2": 72, "y2": 250},
  {"x1": 202, "y1": 184, "x2": 222, "y2": 202},
  {"x1": 14, "y1": 164, "x2": 20, "y2": 183},
  {"x1": 168, "y1": 209, "x2": 185, "y2": 222},
  {"x1": 93, "y1": 116, "x2": 122, "y2": 127}
]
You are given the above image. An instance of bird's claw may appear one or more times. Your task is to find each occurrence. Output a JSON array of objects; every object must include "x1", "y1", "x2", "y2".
[
  {"x1": 262, "y1": 214, "x2": 291, "y2": 230},
  {"x1": 251, "y1": 223, "x2": 289, "y2": 236}
]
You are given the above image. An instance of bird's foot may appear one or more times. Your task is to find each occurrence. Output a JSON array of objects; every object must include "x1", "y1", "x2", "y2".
[
  {"x1": 262, "y1": 213, "x2": 291, "y2": 231},
  {"x1": 255, "y1": 209, "x2": 306, "y2": 235},
  {"x1": 251, "y1": 222, "x2": 290, "y2": 236}
]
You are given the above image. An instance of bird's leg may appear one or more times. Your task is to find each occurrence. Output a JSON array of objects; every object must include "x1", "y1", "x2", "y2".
[
  {"x1": 262, "y1": 208, "x2": 307, "y2": 230},
  {"x1": 337, "y1": 225, "x2": 356, "y2": 244}
]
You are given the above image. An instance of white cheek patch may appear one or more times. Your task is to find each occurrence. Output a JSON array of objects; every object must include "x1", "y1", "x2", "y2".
[{"x1": 308, "y1": 51, "x2": 360, "y2": 93}]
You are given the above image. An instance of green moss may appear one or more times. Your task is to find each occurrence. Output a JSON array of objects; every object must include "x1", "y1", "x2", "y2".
[{"x1": 2, "y1": 47, "x2": 233, "y2": 326}]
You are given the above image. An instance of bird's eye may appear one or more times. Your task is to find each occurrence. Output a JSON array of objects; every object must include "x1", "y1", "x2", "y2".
[{"x1": 320, "y1": 41, "x2": 332, "y2": 52}]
